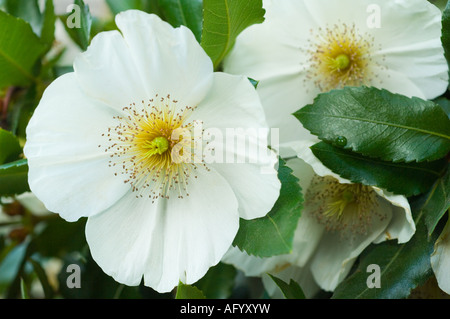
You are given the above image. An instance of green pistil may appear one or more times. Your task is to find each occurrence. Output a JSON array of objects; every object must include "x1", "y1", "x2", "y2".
[
  {"x1": 143, "y1": 136, "x2": 170, "y2": 156},
  {"x1": 333, "y1": 54, "x2": 351, "y2": 70}
]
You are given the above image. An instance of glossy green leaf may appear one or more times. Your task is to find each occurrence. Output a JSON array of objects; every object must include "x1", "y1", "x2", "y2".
[
  {"x1": 269, "y1": 275, "x2": 306, "y2": 299},
  {"x1": 175, "y1": 282, "x2": 206, "y2": 299},
  {"x1": 201, "y1": 0, "x2": 265, "y2": 69},
  {"x1": 158, "y1": 0, "x2": 203, "y2": 42},
  {"x1": 232, "y1": 158, "x2": 303, "y2": 257},
  {"x1": 422, "y1": 165, "x2": 450, "y2": 236},
  {"x1": 310, "y1": 142, "x2": 447, "y2": 197},
  {"x1": 434, "y1": 97, "x2": 450, "y2": 119},
  {"x1": 0, "y1": 128, "x2": 22, "y2": 164},
  {"x1": 63, "y1": 0, "x2": 92, "y2": 51},
  {"x1": 0, "y1": 159, "x2": 30, "y2": 196},
  {"x1": 0, "y1": 10, "x2": 46, "y2": 89},
  {"x1": 332, "y1": 190, "x2": 441, "y2": 299},
  {"x1": 195, "y1": 262, "x2": 237, "y2": 299},
  {"x1": 442, "y1": 0, "x2": 450, "y2": 76},
  {"x1": 40, "y1": 0, "x2": 56, "y2": 48},
  {"x1": 4, "y1": 0, "x2": 42, "y2": 36},
  {"x1": 295, "y1": 86, "x2": 450, "y2": 163}
]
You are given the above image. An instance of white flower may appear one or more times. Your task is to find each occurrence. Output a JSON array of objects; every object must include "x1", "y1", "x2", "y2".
[
  {"x1": 43, "y1": 0, "x2": 113, "y2": 67},
  {"x1": 24, "y1": 10, "x2": 280, "y2": 293},
  {"x1": 223, "y1": 140, "x2": 414, "y2": 294},
  {"x1": 431, "y1": 220, "x2": 450, "y2": 294},
  {"x1": 223, "y1": 0, "x2": 449, "y2": 156}
]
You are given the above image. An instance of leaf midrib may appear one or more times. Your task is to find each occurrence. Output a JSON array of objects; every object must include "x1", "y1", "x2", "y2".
[
  {"x1": 300, "y1": 111, "x2": 450, "y2": 141},
  {"x1": 313, "y1": 146, "x2": 443, "y2": 177},
  {"x1": 0, "y1": 45, "x2": 36, "y2": 83}
]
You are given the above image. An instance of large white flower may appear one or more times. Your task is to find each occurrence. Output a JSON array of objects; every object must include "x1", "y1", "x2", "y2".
[
  {"x1": 223, "y1": 140, "x2": 414, "y2": 295},
  {"x1": 24, "y1": 10, "x2": 280, "y2": 293},
  {"x1": 223, "y1": 0, "x2": 449, "y2": 156},
  {"x1": 431, "y1": 220, "x2": 450, "y2": 295}
]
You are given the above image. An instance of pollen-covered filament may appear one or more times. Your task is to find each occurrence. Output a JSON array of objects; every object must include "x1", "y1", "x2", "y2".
[
  {"x1": 305, "y1": 175, "x2": 384, "y2": 235},
  {"x1": 100, "y1": 94, "x2": 206, "y2": 202},
  {"x1": 306, "y1": 23, "x2": 381, "y2": 92}
]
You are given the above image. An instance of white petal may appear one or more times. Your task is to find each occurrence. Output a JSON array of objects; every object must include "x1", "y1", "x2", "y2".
[
  {"x1": 371, "y1": 188, "x2": 415, "y2": 244},
  {"x1": 223, "y1": 1, "x2": 308, "y2": 81},
  {"x1": 222, "y1": 246, "x2": 290, "y2": 278},
  {"x1": 431, "y1": 220, "x2": 450, "y2": 294},
  {"x1": 86, "y1": 166, "x2": 239, "y2": 293},
  {"x1": 115, "y1": 10, "x2": 213, "y2": 107},
  {"x1": 24, "y1": 73, "x2": 130, "y2": 222},
  {"x1": 289, "y1": 140, "x2": 352, "y2": 185},
  {"x1": 74, "y1": 30, "x2": 149, "y2": 109},
  {"x1": 211, "y1": 161, "x2": 280, "y2": 220},
  {"x1": 193, "y1": 73, "x2": 268, "y2": 130},
  {"x1": 255, "y1": 74, "x2": 320, "y2": 156},
  {"x1": 369, "y1": 67, "x2": 426, "y2": 99},
  {"x1": 290, "y1": 208, "x2": 325, "y2": 267},
  {"x1": 192, "y1": 73, "x2": 281, "y2": 220},
  {"x1": 310, "y1": 198, "x2": 393, "y2": 291},
  {"x1": 370, "y1": 0, "x2": 448, "y2": 99}
]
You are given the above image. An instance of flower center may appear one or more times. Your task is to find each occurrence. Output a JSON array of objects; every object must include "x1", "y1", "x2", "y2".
[
  {"x1": 143, "y1": 136, "x2": 170, "y2": 156},
  {"x1": 305, "y1": 23, "x2": 383, "y2": 92},
  {"x1": 330, "y1": 54, "x2": 351, "y2": 71},
  {"x1": 100, "y1": 94, "x2": 207, "y2": 202},
  {"x1": 305, "y1": 175, "x2": 384, "y2": 235}
]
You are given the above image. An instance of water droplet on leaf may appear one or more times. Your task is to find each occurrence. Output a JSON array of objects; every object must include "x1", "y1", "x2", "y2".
[{"x1": 335, "y1": 136, "x2": 347, "y2": 147}]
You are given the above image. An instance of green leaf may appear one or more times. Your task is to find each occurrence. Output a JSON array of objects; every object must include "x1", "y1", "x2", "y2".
[
  {"x1": 0, "y1": 241, "x2": 28, "y2": 286},
  {"x1": 63, "y1": 0, "x2": 93, "y2": 51},
  {"x1": 28, "y1": 258, "x2": 54, "y2": 299},
  {"x1": 105, "y1": 0, "x2": 157, "y2": 15},
  {"x1": 20, "y1": 278, "x2": 29, "y2": 299},
  {"x1": 4, "y1": 0, "x2": 42, "y2": 36},
  {"x1": 268, "y1": 275, "x2": 306, "y2": 299},
  {"x1": 201, "y1": 0, "x2": 265, "y2": 69},
  {"x1": 434, "y1": 97, "x2": 450, "y2": 119},
  {"x1": 195, "y1": 262, "x2": 237, "y2": 299},
  {"x1": 158, "y1": 0, "x2": 203, "y2": 42},
  {"x1": 0, "y1": 159, "x2": 30, "y2": 196},
  {"x1": 3, "y1": 0, "x2": 54, "y2": 49},
  {"x1": 310, "y1": 142, "x2": 447, "y2": 197},
  {"x1": 0, "y1": 10, "x2": 46, "y2": 89},
  {"x1": 442, "y1": 0, "x2": 450, "y2": 76},
  {"x1": 105, "y1": 0, "x2": 142, "y2": 14},
  {"x1": 422, "y1": 165, "x2": 450, "y2": 236},
  {"x1": 0, "y1": 128, "x2": 22, "y2": 164},
  {"x1": 175, "y1": 282, "x2": 206, "y2": 299},
  {"x1": 9, "y1": 86, "x2": 38, "y2": 140},
  {"x1": 34, "y1": 217, "x2": 87, "y2": 257},
  {"x1": 332, "y1": 191, "x2": 441, "y2": 299},
  {"x1": 248, "y1": 77, "x2": 259, "y2": 89},
  {"x1": 40, "y1": 0, "x2": 56, "y2": 48},
  {"x1": 232, "y1": 158, "x2": 303, "y2": 257},
  {"x1": 295, "y1": 86, "x2": 450, "y2": 163}
]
